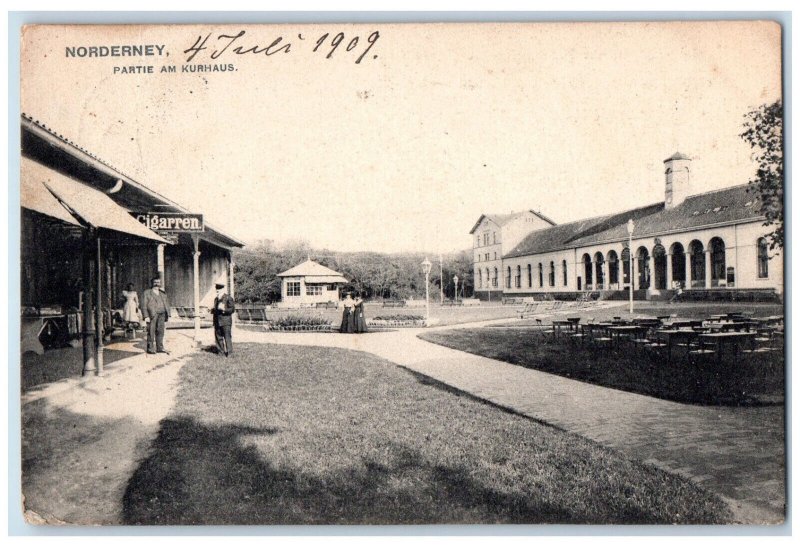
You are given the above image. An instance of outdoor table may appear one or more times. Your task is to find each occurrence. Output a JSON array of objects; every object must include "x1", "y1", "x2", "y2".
[
  {"x1": 657, "y1": 329, "x2": 699, "y2": 363},
  {"x1": 699, "y1": 331, "x2": 757, "y2": 365},
  {"x1": 666, "y1": 319, "x2": 703, "y2": 329},
  {"x1": 551, "y1": 319, "x2": 573, "y2": 338},
  {"x1": 708, "y1": 314, "x2": 726, "y2": 321},
  {"x1": 581, "y1": 323, "x2": 610, "y2": 341},
  {"x1": 606, "y1": 325, "x2": 647, "y2": 348},
  {"x1": 566, "y1": 317, "x2": 581, "y2": 331}
]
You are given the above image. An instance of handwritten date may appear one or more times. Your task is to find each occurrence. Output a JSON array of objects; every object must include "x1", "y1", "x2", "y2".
[{"x1": 184, "y1": 30, "x2": 380, "y2": 64}]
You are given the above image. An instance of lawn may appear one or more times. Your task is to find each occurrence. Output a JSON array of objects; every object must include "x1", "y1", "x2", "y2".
[
  {"x1": 122, "y1": 343, "x2": 731, "y2": 525},
  {"x1": 418, "y1": 329, "x2": 784, "y2": 405}
]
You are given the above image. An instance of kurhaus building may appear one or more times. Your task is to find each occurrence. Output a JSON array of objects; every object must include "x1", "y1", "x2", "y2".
[
  {"x1": 20, "y1": 114, "x2": 244, "y2": 373},
  {"x1": 472, "y1": 153, "x2": 783, "y2": 301}
]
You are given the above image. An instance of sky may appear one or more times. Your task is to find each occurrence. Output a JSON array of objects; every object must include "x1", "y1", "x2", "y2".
[{"x1": 20, "y1": 21, "x2": 782, "y2": 253}]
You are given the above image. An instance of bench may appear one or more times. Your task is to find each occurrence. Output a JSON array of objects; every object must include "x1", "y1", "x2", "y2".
[
  {"x1": 383, "y1": 300, "x2": 407, "y2": 308},
  {"x1": 442, "y1": 300, "x2": 463, "y2": 307},
  {"x1": 314, "y1": 301, "x2": 339, "y2": 309}
]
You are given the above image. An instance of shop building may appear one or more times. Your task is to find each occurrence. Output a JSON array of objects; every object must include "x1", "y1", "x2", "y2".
[{"x1": 20, "y1": 114, "x2": 244, "y2": 373}]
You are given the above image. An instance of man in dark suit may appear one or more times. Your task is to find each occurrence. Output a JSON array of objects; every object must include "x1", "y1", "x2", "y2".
[
  {"x1": 212, "y1": 282, "x2": 236, "y2": 357},
  {"x1": 142, "y1": 277, "x2": 171, "y2": 354}
]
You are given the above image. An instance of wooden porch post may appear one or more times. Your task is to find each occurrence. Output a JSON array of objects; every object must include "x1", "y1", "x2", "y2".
[
  {"x1": 95, "y1": 236, "x2": 104, "y2": 374},
  {"x1": 192, "y1": 234, "x2": 201, "y2": 347},
  {"x1": 81, "y1": 232, "x2": 97, "y2": 376}
]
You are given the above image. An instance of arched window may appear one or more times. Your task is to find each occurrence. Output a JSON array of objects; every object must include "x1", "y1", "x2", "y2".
[
  {"x1": 621, "y1": 248, "x2": 631, "y2": 285},
  {"x1": 636, "y1": 247, "x2": 650, "y2": 290},
  {"x1": 527, "y1": 264, "x2": 532, "y2": 287},
  {"x1": 506, "y1": 266, "x2": 511, "y2": 289},
  {"x1": 582, "y1": 254, "x2": 592, "y2": 287},
  {"x1": 758, "y1": 238, "x2": 769, "y2": 278},
  {"x1": 710, "y1": 237, "x2": 726, "y2": 286},
  {"x1": 515, "y1": 265, "x2": 521, "y2": 288},
  {"x1": 477, "y1": 270, "x2": 483, "y2": 288},
  {"x1": 492, "y1": 267, "x2": 498, "y2": 288},
  {"x1": 689, "y1": 240, "x2": 705, "y2": 287},
  {"x1": 594, "y1": 252, "x2": 605, "y2": 288},
  {"x1": 608, "y1": 250, "x2": 619, "y2": 286},
  {"x1": 549, "y1": 261, "x2": 555, "y2": 287},
  {"x1": 538, "y1": 263, "x2": 544, "y2": 287},
  {"x1": 670, "y1": 243, "x2": 686, "y2": 287},
  {"x1": 562, "y1": 260, "x2": 568, "y2": 286}
]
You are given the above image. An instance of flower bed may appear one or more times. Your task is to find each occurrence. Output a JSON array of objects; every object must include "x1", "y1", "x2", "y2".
[
  {"x1": 369, "y1": 314, "x2": 426, "y2": 328},
  {"x1": 266, "y1": 314, "x2": 334, "y2": 332}
]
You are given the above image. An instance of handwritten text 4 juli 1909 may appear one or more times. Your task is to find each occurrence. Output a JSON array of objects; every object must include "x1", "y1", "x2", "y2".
[{"x1": 65, "y1": 29, "x2": 382, "y2": 66}]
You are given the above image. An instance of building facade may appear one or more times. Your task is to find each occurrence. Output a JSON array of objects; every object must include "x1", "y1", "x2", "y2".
[
  {"x1": 277, "y1": 260, "x2": 348, "y2": 307},
  {"x1": 470, "y1": 210, "x2": 556, "y2": 300},
  {"x1": 473, "y1": 153, "x2": 783, "y2": 301}
]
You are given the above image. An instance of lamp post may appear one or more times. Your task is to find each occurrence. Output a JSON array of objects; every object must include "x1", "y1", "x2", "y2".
[
  {"x1": 627, "y1": 219, "x2": 635, "y2": 314},
  {"x1": 421, "y1": 257, "x2": 432, "y2": 323},
  {"x1": 439, "y1": 254, "x2": 444, "y2": 305},
  {"x1": 453, "y1": 275, "x2": 459, "y2": 303}
]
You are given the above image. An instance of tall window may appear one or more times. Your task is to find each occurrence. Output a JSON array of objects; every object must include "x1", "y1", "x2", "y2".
[
  {"x1": 710, "y1": 238, "x2": 726, "y2": 284},
  {"x1": 476, "y1": 236, "x2": 480, "y2": 248},
  {"x1": 493, "y1": 232, "x2": 497, "y2": 244},
  {"x1": 758, "y1": 238, "x2": 769, "y2": 278},
  {"x1": 538, "y1": 263, "x2": 544, "y2": 287},
  {"x1": 306, "y1": 285, "x2": 322, "y2": 296},
  {"x1": 483, "y1": 232, "x2": 489, "y2": 246},
  {"x1": 286, "y1": 281, "x2": 301, "y2": 296},
  {"x1": 608, "y1": 251, "x2": 619, "y2": 285},
  {"x1": 549, "y1": 261, "x2": 555, "y2": 287},
  {"x1": 506, "y1": 266, "x2": 511, "y2": 289},
  {"x1": 690, "y1": 241, "x2": 705, "y2": 287},
  {"x1": 562, "y1": 260, "x2": 568, "y2": 286},
  {"x1": 478, "y1": 270, "x2": 483, "y2": 288},
  {"x1": 486, "y1": 268, "x2": 490, "y2": 288},
  {"x1": 493, "y1": 268, "x2": 498, "y2": 288},
  {"x1": 515, "y1": 265, "x2": 521, "y2": 288},
  {"x1": 527, "y1": 264, "x2": 532, "y2": 287}
]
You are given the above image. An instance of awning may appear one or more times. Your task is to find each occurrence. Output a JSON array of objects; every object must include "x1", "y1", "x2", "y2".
[
  {"x1": 304, "y1": 276, "x2": 349, "y2": 284},
  {"x1": 21, "y1": 157, "x2": 168, "y2": 243},
  {"x1": 21, "y1": 158, "x2": 81, "y2": 226}
]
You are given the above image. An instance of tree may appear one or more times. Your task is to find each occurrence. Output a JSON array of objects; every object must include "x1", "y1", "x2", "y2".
[{"x1": 741, "y1": 100, "x2": 783, "y2": 249}]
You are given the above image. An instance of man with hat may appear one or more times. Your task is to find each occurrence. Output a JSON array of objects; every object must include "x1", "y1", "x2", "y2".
[
  {"x1": 142, "y1": 276, "x2": 171, "y2": 354},
  {"x1": 212, "y1": 282, "x2": 236, "y2": 357}
]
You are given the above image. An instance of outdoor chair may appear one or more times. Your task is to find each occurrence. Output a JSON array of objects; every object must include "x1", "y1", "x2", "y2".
[
  {"x1": 534, "y1": 318, "x2": 553, "y2": 336},
  {"x1": 631, "y1": 326, "x2": 652, "y2": 351},
  {"x1": 687, "y1": 336, "x2": 716, "y2": 362}
]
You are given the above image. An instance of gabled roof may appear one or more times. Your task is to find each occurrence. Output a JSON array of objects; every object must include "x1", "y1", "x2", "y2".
[
  {"x1": 504, "y1": 185, "x2": 764, "y2": 258},
  {"x1": 469, "y1": 210, "x2": 557, "y2": 234},
  {"x1": 277, "y1": 259, "x2": 345, "y2": 278}
]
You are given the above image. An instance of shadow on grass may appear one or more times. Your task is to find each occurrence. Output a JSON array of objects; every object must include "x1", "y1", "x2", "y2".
[
  {"x1": 21, "y1": 341, "x2": 144, "y2": 393},
  {"x1": 122, "y1": 415, "x2": 645, "y2": 525}
]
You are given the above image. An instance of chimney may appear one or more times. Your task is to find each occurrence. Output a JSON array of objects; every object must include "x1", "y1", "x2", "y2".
[{"x1": 664, "y1": 152, "x2": 691, "y2": 209}]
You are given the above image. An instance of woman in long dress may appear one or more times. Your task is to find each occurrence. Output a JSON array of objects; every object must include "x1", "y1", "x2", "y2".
[
  {"x1": 340, "y1": 292, "x2": 355, "y2": 333},
  {"x1": 353, "y1": 294, "x2": 368, "y2": 333},
  {"x1": 122, "y1": 283, "x2": 141, "y2": 326}
]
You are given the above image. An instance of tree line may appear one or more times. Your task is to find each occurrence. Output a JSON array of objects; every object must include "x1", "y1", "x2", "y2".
[{"x1": 233, "y1": 239, "x2": 475, "y2": 303}]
